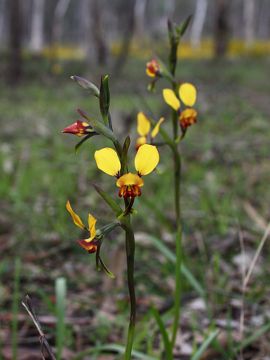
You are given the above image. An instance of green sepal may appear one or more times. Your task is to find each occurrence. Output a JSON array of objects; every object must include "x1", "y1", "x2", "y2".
[
  {"x1": 176, "y1": 15, "x2": 192, "y2": 37},
  {"x1": 99, "y1": 75, "x2": 110, "y2": 127},
  {"x1": 93, "y1": 184, "x2": 123, "y2": 216},
  {"x1": 70, "y1": 75, "x2": 100, "y2": 97},
  {"x1": 99, "y1": 255, "x2": 115, "y2": 279}
]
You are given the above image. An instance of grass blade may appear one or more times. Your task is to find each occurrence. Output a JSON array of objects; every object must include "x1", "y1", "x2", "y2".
[
  {"x1": 72, "y1": 343, "x2": 157, "y2": 360},
  {"x1": 148, "y1": 235, "x2": 205, "y2": 297},
  {"x1": 151, "y1": 308, "x2": 173, "y2": 360},
  {"x1": 235, "y1": 321, "x2": 270, "y2": 354},
  {"x1": 191, "y1": 329, "x2": 219, "y2": 360},
  {"x1": 55, "y1": 277, "x2": 67, "y2": 360}
]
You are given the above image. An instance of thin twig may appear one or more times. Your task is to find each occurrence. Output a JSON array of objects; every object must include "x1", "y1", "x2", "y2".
[
  {"x1": 238, "y1": 222, "x2": 270, "y2": 358},
  {"x1": 21, "y1": 295, "x2": 56, "y2": 360},
  {"x1": 243, "y1": 223, "x2": 270, "y2": 289}
]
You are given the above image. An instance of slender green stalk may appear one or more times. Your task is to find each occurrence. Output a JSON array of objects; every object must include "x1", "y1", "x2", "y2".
[
  {"x1": 121, "y1": 216, "x2": 136, "y2": 360},
  {"x1": 171, "y1": 147, "x2": 182, "y2": 346}
]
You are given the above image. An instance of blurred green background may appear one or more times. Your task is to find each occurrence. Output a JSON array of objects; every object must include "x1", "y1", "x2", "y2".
[{"x1": 1, "y1": 0, "x2": 270, "y2": 359}]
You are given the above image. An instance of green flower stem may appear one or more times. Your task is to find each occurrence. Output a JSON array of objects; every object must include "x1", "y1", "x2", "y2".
[
  {"x1": 112, "y1": 135, "x2": 136, "y2": 360},
  {"x1": 171, "y1": 146, "x2": 182, "y2": 346},
  {"x1": 121, "y1": 216, "x2": 136, "y2": 360}
]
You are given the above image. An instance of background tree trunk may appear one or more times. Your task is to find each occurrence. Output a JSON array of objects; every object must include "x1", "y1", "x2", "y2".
[
  {"x1": 214, "y1": 0, "x2": 230, "y2": 58},
  {"x1": 113, "y1": 0, "x2": 136, "y2": 75},
  {"x1": 191, "y1": 0, "x2": 208, "y2": 48},
  {"x1": 244, "y1": 0, "x2": 255, "y2": 47},
  {"x1": 8, "y1": 0, "x2": 22, "y2": 83},
  {"x1": 52, "y1": 0, "x2": 71, "y2": 44},
  {"x1": 30, "y1": 0, "x2": 46, "y2": 52},
  {"x1": 90, "y1": 0, "x2": 107, "y2": 66},
  {"x1": 134, "y1": 0, "x2": 147, "y2": 38}
]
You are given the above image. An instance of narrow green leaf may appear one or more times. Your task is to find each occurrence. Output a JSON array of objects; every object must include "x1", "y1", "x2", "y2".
[
  {"x1": 75, "y1": 133, "x2": 97, "y2": 153},
  {"x1": 55, "y1": 277, "x2": 67, "y2": 360},
  {"x1": 93, "y1": 184, "x2": 123, "y2": 216},
  {"x1": 148, "y1": 235, "x2": 205, "y2": 297},
  {"x1": 71, "y1": 75, "x2": 100, "y2": 97},
  {"x1": 235, "y1": 321, "x2": 270, "y2": 353},
  {"x1": 191, "y1": 329, "x2": 219, "y2": 360},
  {"x1": 99, "y1": 75, "x2": 110, "y2": 126},
  {"x1": 151, "y1": 308, "x2": 173, "y2": 360}
]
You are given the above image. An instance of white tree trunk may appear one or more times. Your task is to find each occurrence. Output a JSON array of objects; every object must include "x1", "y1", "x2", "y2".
[
  {"x1": 30, "y1": 0, "x2": 45, "y2": 52},
  {"x1": 53, "y1": 0, "x2": 71, "y2": 43},
  {"x1": 134, "y1": 0, "x2": 147, "y2": 38},
  {"x1": 191, "y1": 0, "x2": 208, "y2": 48},
  {"x1": 244, "y1": 0, "x2": 255, "y2": 47}
]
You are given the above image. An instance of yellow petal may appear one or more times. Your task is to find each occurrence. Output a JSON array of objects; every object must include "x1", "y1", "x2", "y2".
[
  {"x1": 136, "y1": 136, "x2": 147, "y2": 150},
  {"x1": 137, "y1": 112, "x2": 151, "y2": 136},
  {"x1": 151, "y1": 117, "x2": 164, "y2": 138},
  {"x1": 66, "y1": 200, "x2": 85, "y2": 230},
  {"x1": 88, "y1": 213, "x2": 97, "y2": 241},
  {"x1": 135, "y1": 144, "x2": 159, "y2": 176},
  {"x1": 116, "y1": 173, "x2": 144, "y2": 187},
  {"x1": 179, "y1": 83, "x2": 197, "y2": 107},
  {"x1": 94, "y1": 148, "x2": 121, "y2": 176},
  {"x1": 163, "y1": 89, "x2": 180, "y2": 111}
]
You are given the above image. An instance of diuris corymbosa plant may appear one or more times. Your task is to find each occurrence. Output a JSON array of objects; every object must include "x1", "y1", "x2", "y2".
[
  {"x1": 63, "y1": 74, "x2": 161, "y2": 359},
  {"x1": 142, "y1": 16, "x2": 199, "y2": 355},
  {"x1": 63, "y1": 15, "x2": 199, "y2": 359}
]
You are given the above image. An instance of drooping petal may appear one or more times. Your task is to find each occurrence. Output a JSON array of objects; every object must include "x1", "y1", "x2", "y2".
[
  {"x1": 88, "y1": 213, "x2": 97, "y2": 241},
  {"x1": 137, "y1": 112, "x2": 151, "y2": 136},
  {"x1": 163, "y1": 89, "x2": 180, "y2": 111},
  {"x1": 179, "y1": 83, "x2": 197, "y2": 107},
  {"x1": 116, "y1": 173, "x2": 144, "y2": 187},
  {"x1": 135, "y1": 144, "x2": 159, "y2": 176},
  {"x1": 77, "y1": 239, "x2": 97, "y2": 253},
  {"x1": 66, "y1": 201, "x2": 85, "y2": 230},
  {"x1": 94, "y1": 148, "x2": 121, "y2": 176},
  {"x1": 151, "y1": 117, "x2": 165, "y2": 138}
]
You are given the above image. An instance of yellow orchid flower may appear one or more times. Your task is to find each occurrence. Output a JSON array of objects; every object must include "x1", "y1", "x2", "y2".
[
  {"x1": 66, "y1": 200, "x2": 98, "y2": 253},
  {"x1": 136, "y1": 112, "x2": 164, "y2": 149},
  {"x1": 94, "y1": 144, "x2": 159, "y2": 199},
  {"x1": 163, "y1": 83, "x2": 198, "y2": 130}
]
